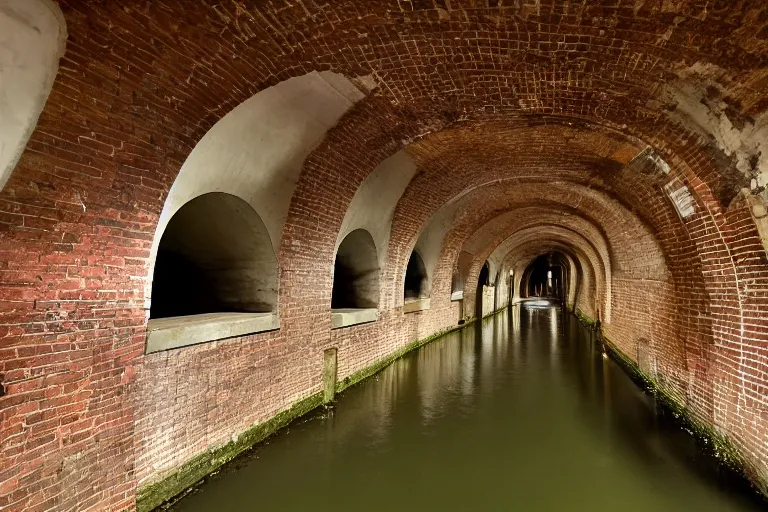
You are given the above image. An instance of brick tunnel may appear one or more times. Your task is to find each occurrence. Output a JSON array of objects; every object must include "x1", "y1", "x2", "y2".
[{"x1": 1, "y1": 1, "x2": 768, "y2": 510}]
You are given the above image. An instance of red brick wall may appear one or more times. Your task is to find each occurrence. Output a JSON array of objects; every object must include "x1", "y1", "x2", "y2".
[{"x1": 2, "y1": 2, "x2": 768, "y2": 510}]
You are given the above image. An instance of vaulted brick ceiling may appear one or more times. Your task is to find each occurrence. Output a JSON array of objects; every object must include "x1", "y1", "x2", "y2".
[{"x1": 3, "y1": 2, "x2": 768, "y2": 511}]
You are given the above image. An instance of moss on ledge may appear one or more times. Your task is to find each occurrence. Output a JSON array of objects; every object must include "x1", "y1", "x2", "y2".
[
  {"x1": 136, "y1": 392, "x2": 323, "y2": 512},
  {"x1": 138, "y1": 309, "x2": 508, "y2": 511},
  {"x1": 573, "y1": 310, "x2": 767, "y2": 499},
  {"x1": 337, "y1": 316, "x2": 484, "y2": 393}
]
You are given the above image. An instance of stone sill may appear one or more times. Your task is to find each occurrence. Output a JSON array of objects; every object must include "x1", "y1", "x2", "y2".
[
  {"x1": 450, "y1": 291, "x2": 463, "y2": 301},
  {"x1": 330, "y1": 308, "x2": 378, "y2": 329},
  {"x1": 403, "y1": 298, "x2": 430, "y2": 314},
  {"x1": 146, "y1": 312, "x2": 280, "y2": 354}
]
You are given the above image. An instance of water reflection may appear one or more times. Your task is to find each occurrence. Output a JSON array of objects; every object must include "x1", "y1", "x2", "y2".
[{"x1": 170, "y1": 307, "x2": 765, "y2": 512}]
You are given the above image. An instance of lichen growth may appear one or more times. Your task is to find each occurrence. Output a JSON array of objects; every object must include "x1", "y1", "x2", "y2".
[
  {"x1": 138, "y1": 309, "x2": 508, "y2": 511},
  {"x1": 573, "y1": 311, "x2": 767, "y2": 499},
  {"x1": 137, "y1": 392, "x2": 323, "y2": 512}
]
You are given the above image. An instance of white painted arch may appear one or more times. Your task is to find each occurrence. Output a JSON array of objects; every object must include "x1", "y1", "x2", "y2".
[
  {"x1": 0, "y1": 0, "x2": 67, "y2": 191},
  {"x1": 146, "y1": 71, "x2": 366, "y2": 307}
]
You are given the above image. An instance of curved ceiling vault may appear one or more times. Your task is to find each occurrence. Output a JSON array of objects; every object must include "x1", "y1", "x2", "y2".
[{"x1": 3, "y1": 2, "x2": 768, "y2": 509}]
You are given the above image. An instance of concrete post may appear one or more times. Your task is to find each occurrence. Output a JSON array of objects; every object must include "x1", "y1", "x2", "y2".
[{"x1": 323, "y1": 348, "x2": 338, "y2": 403}]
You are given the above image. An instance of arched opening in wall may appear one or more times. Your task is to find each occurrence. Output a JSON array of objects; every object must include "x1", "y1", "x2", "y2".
[
  {"x1": 146, "y1": 192, "x2": 280, "y2": 353},
  {"x1": 404, "y1": 251, "x2": 428, "y2": 300},
  {"x1": 0, "y1": 0, "x2": 67, "y2": 192},
  {"x1": 402, "y1": 249, "x2": 431, "y2": 314},
  {"x1": 331, "y1": 229, "x2": 380, "y2": 311},
  {"x1": 522, "y1": 253, "x2": 566, "y2": 302},
  {"x1": 475, "y1": 261, "x2": 491, "y2": 318},
  {"x1": 151, "y1": 193, "x2": 278, "y2": 319},
  {"x1": 451, "y1": 250, "x2": 473, "y2": 301}
]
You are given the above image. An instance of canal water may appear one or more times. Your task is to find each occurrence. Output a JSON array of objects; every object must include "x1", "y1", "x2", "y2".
[{"x1": 167, "y1": 304, "x2": 765, "y2": 511}]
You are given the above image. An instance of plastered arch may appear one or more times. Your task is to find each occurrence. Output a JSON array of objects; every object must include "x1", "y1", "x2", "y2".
[{"x1": 0, "y1": 0, "x2": 67, "y2": 191}]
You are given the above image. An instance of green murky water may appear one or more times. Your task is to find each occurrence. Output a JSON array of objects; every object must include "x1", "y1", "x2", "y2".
[{"x1": 168, "y1": 305, "x2": 765, "y2": 511}]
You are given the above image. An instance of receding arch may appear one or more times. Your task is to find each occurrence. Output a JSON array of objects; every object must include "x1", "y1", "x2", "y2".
[
  {"x1": 332, "y1": 229, "x2": 380, "y2": 310},
  {"x1": 404, "y1": 250, "x2": 428, "y2": 300},
  {"x1": 487, "y1": 224, "x2": 612, "y2": 322},
  {"x1": 521, "y1": 252, "x2": 568, "y2": 300},
  {"x1": 150, "y1": 192, "x2": 278, "y2": 319},
  {"x1": 0, "y1": 0, "x2": 67, "y2": 191}
]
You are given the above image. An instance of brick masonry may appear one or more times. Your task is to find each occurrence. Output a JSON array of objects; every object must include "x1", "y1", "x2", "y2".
[{"x1": 1, "y1": 1, "x2": 768, "y2": 510}]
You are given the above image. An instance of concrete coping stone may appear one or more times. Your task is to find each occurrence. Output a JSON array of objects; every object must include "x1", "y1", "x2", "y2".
[
  {"x1": 403, "y1": 298, "x2": 430, "y2": 314},
  {"x1": 330, "y1": 308, "x2": 378, "y2": 329},
  {"x1": 145, "y1": 312, "x2": 279, "y2": 353}
]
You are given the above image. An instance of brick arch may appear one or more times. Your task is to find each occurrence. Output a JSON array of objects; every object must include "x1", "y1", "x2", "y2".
[
  {"x1": 490, "y1": 226, "x2": 610, "y2": 318},
  {"x1": 2, "y1": 2, "x2": 768, "y2": 509},
  {"x1": 507, "y1": 247, "x2": 583, "y2": 309},
  {"x1": 466, "y1": 209, "x2": 616, "y2": 313},
  {"x1": 463, "y1": 227, "x2": 607, "y2": 322},
  {"x1": 389, "y1": 180, "x2": 668, "y2": 313}
]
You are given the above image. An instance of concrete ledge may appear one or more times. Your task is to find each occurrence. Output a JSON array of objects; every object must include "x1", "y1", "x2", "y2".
[
  {"x1": 330, "y1": 308, "x2": 378, "y2": 329},
  {"x1": 137, "y1": 315, "x2": 482, "y2": 511},
  {"x1": 403, "y1": 298, "x2": 430, "y2": 314},
  {"x1": 450, "y1": 291, "x2": 463, "y2": 301},
  {"x1": 146, "y1": 312, "x2": 280, "y2": 354}
]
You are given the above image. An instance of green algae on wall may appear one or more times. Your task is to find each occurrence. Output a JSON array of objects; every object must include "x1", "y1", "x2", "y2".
[
  {"x1": 136, "y1": 392, "x2": 323, "y2": 512},
  {"x1": 336, "y1": 318, "x2": 479, "y2": 394},
  {"x1": 138, "y1": 310, "x2": 510, "y2": 511},
  {"x1": 573, "y1": 310, "x2": 767, "y2": 499}
]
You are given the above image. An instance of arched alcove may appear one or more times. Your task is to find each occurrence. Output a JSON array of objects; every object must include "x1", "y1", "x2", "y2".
[
  {"x1": 332, "y1": 229, "x2": 380, "y2": 311},
  {"x1": 476, "y1": 261, "x2": 492, "y2": 318},
  {"x1": 404, "y1": 251, "x2": 428, "y2": 300},
  {"x1": 147, "y1": 71, "x2": 364, "y2": 298},
  {"x1": 151, "y1": 193, "x2": 278, "y2": 318},
  {"x1": 146, "y1": 193, "x2": 279, "y2": 353}
]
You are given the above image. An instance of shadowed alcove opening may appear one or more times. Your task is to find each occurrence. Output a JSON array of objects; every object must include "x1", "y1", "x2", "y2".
[
  {"x1": 404, "y1": 250, "x2": 428, "y2": 300},
  {"x1": 150, "y1": 192, "x2": 278, "y2": 319},
  {"x1": 331, "y1": 229, "x2": 380, "y2": 309},
  {"x1": 475, "y1": 261, "x2": 491, "y2": 318}
]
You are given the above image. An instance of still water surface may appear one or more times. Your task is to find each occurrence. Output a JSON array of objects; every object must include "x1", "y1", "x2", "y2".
[{"x1": 170, "y1": 304, "x2": 764, "y2": 511}]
